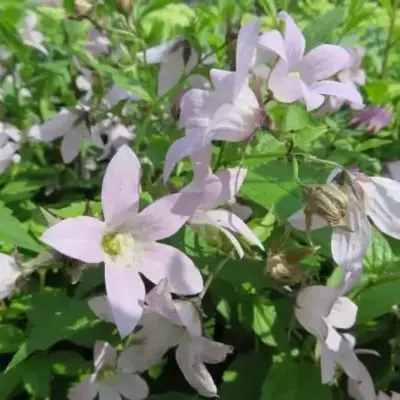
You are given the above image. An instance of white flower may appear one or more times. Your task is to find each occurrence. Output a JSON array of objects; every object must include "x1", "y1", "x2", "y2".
[
  {"x1": 0, "y1": 123, "x2": 21, "y2": 173},
  {"x1": 85, "y1": 28, "x2": 110, "y2": 56},
  {"x1": 19, "y1": 13, "x2": 48, "y2": 55},
  {"x1": 68, "y1": 341, "x2": 148, "y2": 400},
  {"x1": 118, "y1": 280, "x2": 233, "y2": 398},
  {"x1": 295, "y1": 283, "x2": 361, "y2": 383},
  {"x1": 0, "y1": 254, "x2": 22, "y2": 300},
  {"x1": 28, "y1": 106, "x2": 90, "y2": 163}
]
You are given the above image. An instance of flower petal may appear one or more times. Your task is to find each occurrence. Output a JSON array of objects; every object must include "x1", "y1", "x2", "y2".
[
  {"x1": 298, "y1": 45, "x2": 352, "y2": 82},
  {"x1": 97, "y1": 384, "x2": 121, "y2": 400},
  {"x1": 300, "y1": 81, "x2": 325, "y2": 111},
  {"x1": 326, "y1": 296, "x2": 358, "y2": 330},
  {"x1": 88, "y1": 295, "x2": 114, "y2": 324},
  {"x1": 158, "y1": 47, "x2": 185, "y2": 96},
  {"x1": 176, "y1": 335, "x2": 218, "y2": 398},
  {"x1": 278, "y1": 11, "x2": 305, "y2": 65},
  {"x1": 61, "y1": 122, "x2": 88, "y2": 164},
  {"x1": 68, "y1": 375, "x2": 97, "y2": 400},
  {"x1": 105, "y1": 263, "x2": 145, "y2": 338},
  {"x1": 361, "y1": 176, "x2": 400, "y2": 239},
  {"x1": 288, "y1": 208, "x2": 328, "y2": 231},
  {"x1": 137, "y1": 37, "x2": 182, "y2": 64},
  {"x1": 347, "y1": 360, "x2": 376, "y2": 400},
  {"x1": 93, "y1": 341, "x2": 117, "y2": 371},
  {"x1": 386, "y1": 161, "x2": 400, "y2": 181},
  {"x1": 101, "y1": 145, "x2": 141, "y2": 223},
  {"x1": 137, "y1": 242, "x2": 203, "y2": 295},
  {"x1": 258, "y1": 30, "x2": 286, "y2": 61},
  {"x1": 212, "y1": 167, "x2": 247, "y2": 206},
  {"x1": 0, "y1": 254, "x2": 20, "y2": 300},
  {"x1": 311, "y1": 80, "x2": 363, "y2": 107},
  {"x1": 109, "y1": 374, "x2": 149, "y2": 400},
  {"x1": 189, "y1": 335, "x2": 233, "y2": 364},
  {"x1": 41, "y1": 217, "x2": 104, "y2": 263},
  {"x1": 179, "y1": 88, "x2": 211, "y2": 128},
  {"x1": 28, "y1": 109, "x2": 75, "y2": 142},
  {"x1": 320, "y1": 343, "x2": 336, "y2": 384},
  {"x1": 132, "y1": 192, "x2": 201, "y2": 241},
  {"x1": 331, "y1": 195, "x2": 371, "y2": 271}
]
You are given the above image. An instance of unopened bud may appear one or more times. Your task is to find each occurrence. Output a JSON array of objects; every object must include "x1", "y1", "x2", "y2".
[
  {"x1": 117, "y1": 0, "x2": 133, "y2": 15},
  {"x1": 74, "y1": 0, "x2": 93, "y2": 17},
  {"x1": 302, "y1": 183, "x2": 350, "y2": 230}
]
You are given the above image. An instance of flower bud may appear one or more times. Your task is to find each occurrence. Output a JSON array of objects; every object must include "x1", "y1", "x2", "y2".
[
  {"x1": 117, "y1": 0, "x2": 133, "y2": 15},
  {"x1": 302, "y1": 183, "x2": 350, "y2": 230},
  {"x1": 73, "y1": 0, "x2": 92, "y2": 18}
]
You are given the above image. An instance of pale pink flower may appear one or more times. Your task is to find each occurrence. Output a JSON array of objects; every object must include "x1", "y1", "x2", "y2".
[
  {"x1": 295, "y1": 284, "x2": 360, "y2": 383},
  {"x1": 0, "y1": 254, "x2": 22, "y2": 300},
  {"x1": 41, "y1": 145, "x2": 204, "y2": 337},
  {"x1": 289, "y1": 168, "x2": 400, "y2": 271},
  {"x1": 267, "y1": 11, "x2": 362, "y2": 111},
  {"x1": 68, "y1": 341, "x2": 148, "y2": 400},
  {"x1": 19, "y1": 13, "x2": 48, "y2": 55},
  {"x1": 163, "y1": 69, "x2": 261, "y2": 182},
  {"x1": 118, "y1": 280, "x2": 233, "y2": 398},
  {"x1": 28, "y1": 106, "x2": 90, "y2": 163}
]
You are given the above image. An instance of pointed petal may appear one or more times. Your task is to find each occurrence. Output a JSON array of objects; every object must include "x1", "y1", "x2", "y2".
[
  {"x1": 61, "y1": 122, "x2": 87, "y2": 164},
  {"x1": 327, "y1": 297, "x2": 358, "y2": 330},
  {"x1": 191, "y1": 145, "x2": 213, "y2": 185},
  {"x1": 41, "y1": 217, "x2": 104, "y2": 263},
  {"x1": 105, "y1": 264, "x2": 145, "y2": 338},
  {"x1": 268, "y1": 59, "x2": 303, "y2": 103},
  {"x1": 258, "y1": 30, "x2": 286, "y2": 61},
  {"x1": 190, "y1": 335, "x2": 233, "y2": 364},
  {"x1": 174, "y1": 300, "x2": 202, "y2": 335},
  {"x1": 132, "y1": 192, "x2": 201, "y2": 241},
  {"x1": 288, "y1": 208, "x2": 328, "y2": 231},
  {"x1": 137, "y1": 37, "x2": 182, "y2": 64},
  {"x1": 331, "y1": 196, "x2": 371, "y2": 271},
  {"x1": 88, "y1": 295, "x2": 114, "y2": 323},
  {"x1": 0, "y1": 254, "x2": 21, "y2": 300},
  {"x1": 158, "y1": 47, "x2": 185, "y2": 96},
  {"x1": 101, "y1": 145, "x2": 141, "y2": 223},
  {"x1": 311, "y1": 80, "x2": 363, "y2": 107},
  {"x1": 298, "y1": 45, "x2": 352, "y2": 82},
  {"x1": 179, "y1": 88, "x2": 210, "y2": 128},
  {"x1": 278, "y1": 11, "x2": 305, "y2": 65},
  {"x1": 110, "y1": 374, "x2": 149, "y2": 400},
  {"x1": 361, "y1": 176, "x2": 400, "y2": 239},
  {"x1": 28, "y1": 109, "x2": 75, "y2": 142},
  {"x1": 213, "y1": 167, "x2": 247, "y2": 206},
  {"x1": 68, "y1": 376, "x2": 97, "y2": 400},
  {"x1": 93, "y1": 341, "x2": 117, "y2": 371},
  {"x1": 386, "y1": 161, "x2": 400, "y2": 181},
  {"x1": 300, "y1": 81, "x2": 325, "y2": 111},
  {"x1": 320, "y1": 343, "x2": 336, "y2": 384},
  {"x1": 176, "y1": 335, "x2": 218, "y2": 398},
  {"x1": 97, "y1": 384, "x2": 121, "y2": 400},
  {"x1": 347, "y1": 361, "x2": 376, "y2": 400},
  {"x1": 137, "y1": 242, "x2": 203, "y2": 295}
]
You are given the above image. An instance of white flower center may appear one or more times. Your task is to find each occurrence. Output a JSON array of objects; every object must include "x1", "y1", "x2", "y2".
[{"x1": 101, "y1": 232, "x2": 136, "y2": 267}]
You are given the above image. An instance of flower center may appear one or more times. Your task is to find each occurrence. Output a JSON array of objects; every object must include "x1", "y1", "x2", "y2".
[
  {"x1": 289, "y1": 71, "x2": 300, "y2": 78},
  {"x1": 102, "y1": 232, "x2": 134, "y2": 256},
  {"x1": 97, "y1": 364, "x2": 116, "y2": 381}
]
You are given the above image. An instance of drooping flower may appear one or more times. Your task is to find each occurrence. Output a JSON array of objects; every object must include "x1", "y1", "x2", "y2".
[
  {"x1": 91, "y1": 115, "x2": 135, "y2": 160},
  {"x1": 267, "y1": 11, "x2": 362, "y2": 111},
  {"x1": 0, "y1": 254, "x2": 22, "y2": 300},
  {"x1": 138, "y1": 37, "x2": 199, "y2": 96},
  {"x1": 349, "y1": 106, "x2": 393, "y2": 134},
  {"x1": 41, "y1": 145, "x2": 204, "y2": 337},
  {"x1": 19, "y1": 13, "x2": 48, "y2": 55},
  {"x1": 0, "y1": 123, "x2": 21, "y2": 173},
  {"x1": 118, "y1": 279, "x2": 233, "y2": 398},
  {"x1": 163, "y1": 69, "x2": 261, "y2": 182},
  {"x1": 68, "y1": 341, "x2": 148, "y2": 400},
  {"x1": 85, "y1": 28, "x2": 110, "y2": 56},
  {"x1": 295, "y1": 284, "x2": 361, "y2": 383},
  {"x1": 28, "y1": 105, "x2": 91, "y2": 163}
]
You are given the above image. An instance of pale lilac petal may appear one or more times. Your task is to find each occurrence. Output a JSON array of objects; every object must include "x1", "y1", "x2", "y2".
[
  {"x1": 361, "y1": 176, "x2": 400, "y2": 239},
  {"x1": 300, "y1": 81, "x2": 325, "y2": 111},
  {"x1": 110, "y1": 374, "x2": 149, "y2": 400},
  {"x1": 106, "y1": 85, "x2": 138, "y2": 107},
  {"x1": 288, "y1": 208, "x2": 328, "y2": 231},
  {"x1": 68, "y1": 376, "x2": 97, "y2": 400},
  {"x1": 331, "y1": 197, "x2": 371, "y2": 271},
  {"x1": 174, "y1": 300, "x2": 202, "y2": 335},
  {"x1": 61, "y1": 122, "x2": 88, "y2": 163},
  {"x1": 228, "y1": 203, "x2": 252, "y2": 221},
  {"x1": 327, "y1": 297, "x2": 358, "y2": 330},
  {"x1": 209, "y1": 68, "x2": 234, "y2": 90},
  {"x1": 158, "y1": 47, "x2": 185, "y2": 96},
  {"x1": 0, "y1": 255, "x2": 21, "y2": 300},
  {"x1": 347, "y1": 361, "x2": 376, "y2": 400},
  {"x1": 88, "y1": 295, "x2": 114, "y2": 323},
  {"x1": 298, "y1": 45, "x2": 352, "y2": 82},
  {"x1": 258, "y1": 30, "x2": 286, "y2": 61},
  {"x1": 93, "y1": 341, "x2": 117, "y2": 371},
  {"x1": 97, "y1": 384, "x2": 121, "y2": 400},
  {"x1": 179, "y1": 88, "x2": 210, "y2": 128},
  {"x1": 386, "y1": 161, "x2": 400, "y2": 181},
  {"x1": 268, "y1": 59, "x2": 303, "y2": 103},
  {"x1": 132, "y1": 192, "x2": 201, "y2": 241},
  {"x1": 41, "y1": 217, "x2": 104, "y2": 263},
  {"x1": 163, "y1": 134, "x2": 209, "y2": 183},
  {"x1": 190, "y1": 335, "x2": 233, "y2": 364},
  {"x1": 311, "y1": 80, "x2": 363, "y2": 107},
  {"x1": 101, "y1": 145, "x2": 141, "y2": 223},
  {"x1": 202, "y1": 209, "x2": 264, "y2": 250},
  {"x1": 137, "y1": 242, "x2": 203, "y2": 295},
  {"x1": 191, "y1": 145, "x2": 213, "y2": 185},
  {"x1": 236, "y1": 19, "x2": 260, "y2": 90},
  {"x1": 320, "y1": 344, "x2": 336, "y2": 384},
  {"x1": 105, "y1": 264, "x2": 145, "y2": 338},
  {"x1": 176, "y1": 335, "x2": 218, "y2": 398},
  {"x1": 28, "y1": 109, "x2": 75, "y2": 142},
  {"x1": 278, "y1": 11, "x2": 305, "y2": 65},
  {"x1": 138, "y1": 37, "x2": 181, "y2": 64},
  {"x1": 212, "y1": 167, "x2": 247, "y2": 206}
]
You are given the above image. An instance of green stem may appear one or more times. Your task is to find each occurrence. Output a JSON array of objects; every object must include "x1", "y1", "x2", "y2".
[
  {"x1": 213, "y1": 142, "x2": 226, "y2": 172},
  {"x1": 291, "y1": 155, "x2": 301, "y2": 185},
  {"x1": 381, "y1": 0, "x2": 397, "y2": 78}
]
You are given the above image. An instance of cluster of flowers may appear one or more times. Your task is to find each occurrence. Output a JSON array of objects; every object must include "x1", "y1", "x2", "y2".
[{"x1": 1, "y1": 7, "x2": 400, "y2": 399}]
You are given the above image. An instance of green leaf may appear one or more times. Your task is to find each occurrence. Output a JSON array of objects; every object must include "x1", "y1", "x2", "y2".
[
  {"x1": 283, "y1": 105, "x2": 311, "y2": 132},
  {"x1": 356, "y1": 279, "x2": 400, "y2": 324},
  {"x1": 356, "y1": 138, "x2": 392, "y2": 152},
  {"x1": 252, "y1": 297, "x2": 277, "y2": 347},
  {"x1": 0, "y1": 325, "x2": 25, "y2": 353},
  {"x1": 0, "y1": 204, "x2": 43, "y2": 252},
  {"x1": 50, "y1": 350, "x2": 91, "y2": 376},
  {"x1": 140, "y1": 0, "x2": 180, "y2": 17},
  {"x1": 303, "y1": 7, "x2": 346, "y2": 49},
  {"x1": 147, "y1": 393, "x2": 195, "y2": 400},
  {"x1": 294, "y1": 126, "x2": 328, "y2": 149},
  {"x1": 249, "y1": 208, "x2": 276, "y2": 242},
  {"x1": 22, "y1": 353, "x2": 52, "y2": 399}
]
